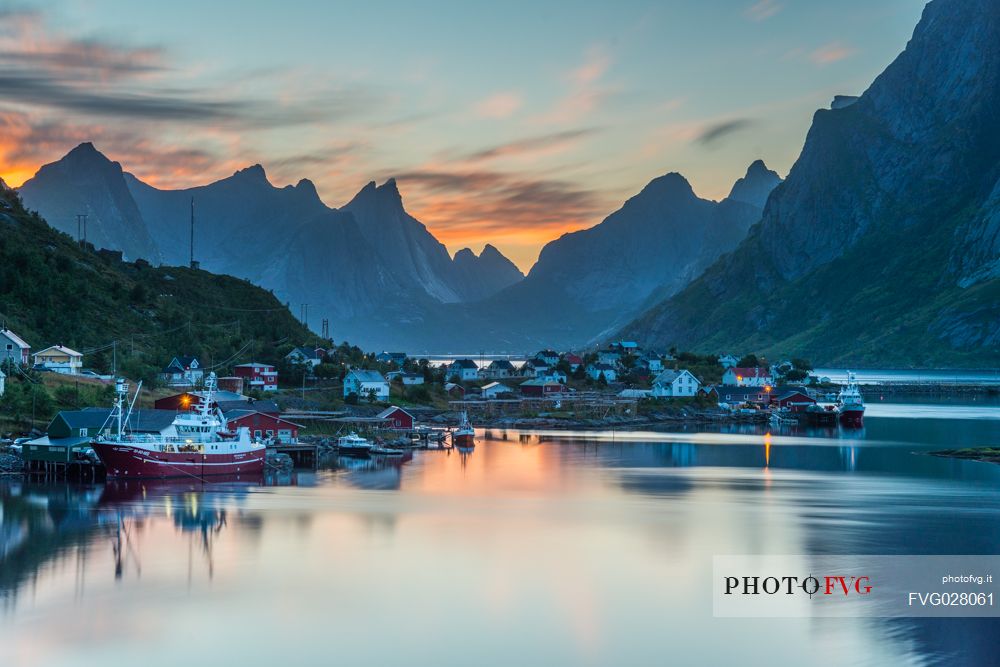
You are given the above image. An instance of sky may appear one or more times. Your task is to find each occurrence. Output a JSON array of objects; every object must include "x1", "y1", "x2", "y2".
[{"x1": 0, "y1": 0, "x2": 927, "y2": 271}]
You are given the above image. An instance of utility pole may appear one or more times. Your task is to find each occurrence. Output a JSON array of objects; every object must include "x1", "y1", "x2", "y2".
[
  {"x1": 77, "y1": 214, "x2": 88, "y2": 246},
  {"x1": 321, "y1": 318, "x2": 329, "y2": 340},
  {"x1": 112, "y1": 340, "x2": 117, "y2": 375}
]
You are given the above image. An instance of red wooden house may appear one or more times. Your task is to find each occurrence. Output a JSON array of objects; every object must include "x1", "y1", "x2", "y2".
[
  {"x1": 520, "y1": 378, "x2": 567, "y2": 397},
  {"x1": 773, "y1": 390, "x2": 816, "y2": 412},
  {"x1": 377, "y1": 406, "x2": 414, "y2": 430},
  {"x1": 223, "y1": 409, "x2": 303, "y2": 443},
  {"x1": 233, "y1": 362, "x2": 278, "y2": 392}
]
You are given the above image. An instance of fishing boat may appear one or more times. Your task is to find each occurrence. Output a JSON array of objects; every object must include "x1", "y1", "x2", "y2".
[
  {"x1": 453, "y1": 411, "x2": 475, "y2": 448},
  {"x1": 370, "y1": 445, "x2": 405, "y2": 458},
  {"x1": 92, "y1": 374, "x2": 265, "y2": 478},
  {"x1": 337, "y1": 433, "x2": 373, "y2": 457},
  {"x1": 837, "y1": 371, "x2": 866, "y2": 426}
]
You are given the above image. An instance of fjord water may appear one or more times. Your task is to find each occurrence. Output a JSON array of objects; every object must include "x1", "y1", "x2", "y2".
[{"x1": 3, "y1": 398, "x2": 1000, "y2": 667}]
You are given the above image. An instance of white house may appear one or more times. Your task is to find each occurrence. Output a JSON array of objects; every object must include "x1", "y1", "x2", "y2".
[
  {"x1": 639, "y1": 353, "x2": 663, "y2": 373},
  {"x1": 448, "y1": 359, "x2": 480, "y2": 382},
  {"x1": 0, "y1": 327, "x2": 30, "y2": 365},
  {"x1": 401, "y1": 373, "x2": 425, "y2": 385},
  {"x1": 651, "y1": 369, "x2": 701, "y2": 398},
  {"x1": 534, "y1": 350, "x2": 560, "y2": 366},
  {"x1": 541, "y1": 370, "x2": 568, "y2": 384},
  {"x1": 286, "y1": 346, "x2": 323, "y2": 368},
  {"x1": 722, "y1": 367, "x2": 773, "y2": 387},
  {"x1": 587, "y1": 363, "x2": 617, "y2": 383},
  {"x1": 597, "y1": 349, "x2": 622, "y2": 367},
  {"x1": 0, "y1": 368, "x2": 5, "y2": 396},
  {"x1": 375, "y1": 351, "x2": 407, "y2": 366},
  {"x1": 343, "y1": 369, "x2": 390, "y2": 400},
  {"x1": 483, "y1": 359, "x2": 516, "y2": 379},
  {"x1": 33, "y1": 345, "x2": 83, "y2": 375},
  {"x1": 718, "y1": 354, "x2": 739, "y2": 369},
  {"x1": 160, "y1": 355, "x2": 204, "y2": 387},
  {"x1": 481, "y1": 382, "x2": 514, "y2": 399}
]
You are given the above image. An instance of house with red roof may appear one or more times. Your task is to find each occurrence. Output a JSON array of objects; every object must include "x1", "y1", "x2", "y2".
[{"x1": 722, "y1": 366, "x2": 773, "y2": 387}]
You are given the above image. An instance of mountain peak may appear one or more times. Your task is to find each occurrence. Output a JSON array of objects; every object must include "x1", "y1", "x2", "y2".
[
  {"x1": 233, "y1": 164, "x2": 269, "y2": 183},
  {"x1": 294, "y1": 178, "x2": 320, "y2": 200},
  {"x1": 727, "y1": 160, "x2": 782, "y2": 208},
  {"x1": 640, "y1": 172, "x2": 696, "y2": 200},
  {"x1": 453, "y1": 247, "x2": 476, "y2": 262}
]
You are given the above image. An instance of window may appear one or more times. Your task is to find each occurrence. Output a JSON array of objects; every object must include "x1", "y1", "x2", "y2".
[
  {"x1": 254, "y1": 430, "x2": 263, "y2": 439},
  {"x1": 79, "y1": 428, "x2": 88, "y2": 437}
]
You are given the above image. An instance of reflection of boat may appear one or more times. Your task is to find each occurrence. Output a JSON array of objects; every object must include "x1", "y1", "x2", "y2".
[
  {"x1": 370, "y1": 446, "x2": 405, "y2": 458},
  {"x1": 93, "y1": 375, "x2": 266, "y2": 479},
  {"x1": 453, "y1": 412, "x2": 475, "y2": 447},
  {"x1": 337, "y1": 433, "x2": 373, "y2": 457},
  {"x1": 837, "y1": 372, "x2": 865, "y2": 426}
]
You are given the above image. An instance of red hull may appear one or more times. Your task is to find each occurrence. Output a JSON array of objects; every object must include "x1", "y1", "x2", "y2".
[
  {"x1": 93, "y1": 442, "x2": 265, "y2": 478},
  {"x1": 839, "y1": 408, "x2": 865, "y2": 426},
  {"x1": 453, "y1": 433, "x2": 475, "y2": 447}
]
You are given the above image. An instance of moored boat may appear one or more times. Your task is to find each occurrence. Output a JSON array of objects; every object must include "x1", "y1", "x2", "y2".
[
  {"x1": 453, "y1": 411, "x2": 475, "y2": 448},
  {"x1": 837, "y1": 371, "x2": 866, "y2": 426},
  {"x1": 370, "y1": 445, "x2": 405, "y2": 458},
  {"x1": 337, "y1": 433, "x2": 373, "y2": 458},
  {"x1": 93, "y1": 374, "x2": 265, "y2": 479}
]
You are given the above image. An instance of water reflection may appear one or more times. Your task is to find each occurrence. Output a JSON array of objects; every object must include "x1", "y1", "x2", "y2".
[{"x1": 0, "y1": 401, "x2": 999, "y2": 666}]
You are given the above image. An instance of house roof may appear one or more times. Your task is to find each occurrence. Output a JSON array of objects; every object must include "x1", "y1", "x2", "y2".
[
  {"x1": 0, "y1": 328, "x2": 29, "y2": 349},
  {"x1": 376, "y1": 406, "x2": 413, "y2": 419},
  {"x1": 590, "y1": 363, "x2": 615, "y2": 371},
  {"x1": 217, "y1": 399, "x2": 279, "y2": 414},
  {"x1": 54, "y1": 408, "x2": 177, "y2": 433},
  {"x1": 717, "y1": 386, "x2": 770, "y2": 400},
  {"x1": 563, "y1": 353, "x2": 583, "y2": 363},
  {"x1": 525, "y1": 358, "x2": 549, "y2": 368},
  {"x1": 729, "y1": 367, "x2": 771, "y2": 378},
  {"x1": 482, "y1": 382, "x2": 512, "y2": 391},
  {"x1": 536, "y1": 349, "x2": 559, "y2": 358},
  {"x1": 223, "y1": 409, "x2": 304, "y2": 428},
  {"x1": 775, "y1": 390, "x2": 815, "y2": 402},
  {"x1": 488, "y1": 359, "x2": 515, "y2": 370},
  {"x1": 235, "y1": 362, "x2": 275, "y2": 370},
  {"x1": 287, "y1": 346, "x2": 321, "y2": 360},
  {"x1": 35, "y1": 345, "x2": 82, "y2": 358},
  {"x1": 521, "y1": 378, "x2": 565, "y2": 387},
  {"x1": 450, "y1": 359, "x2": 479, "y2": 369},
  {"x1": 346, "y1": 369, "x2": 388, "y2": 383},
  {"x1": 653, "y1": 369, "x2": 699, "y2": 385}
]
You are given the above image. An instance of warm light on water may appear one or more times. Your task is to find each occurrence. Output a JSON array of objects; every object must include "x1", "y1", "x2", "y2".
[{"x1": 2, "y1": 399, "x2": 999, "y2": 666}]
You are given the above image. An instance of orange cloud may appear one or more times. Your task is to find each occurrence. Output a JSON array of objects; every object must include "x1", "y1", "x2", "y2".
[
  {"x1": 473, "y1": 92, "x2": 523, "y2": 119},
  {"x1": 810, "y1": 42, "x2": 857, "y2": 65}
]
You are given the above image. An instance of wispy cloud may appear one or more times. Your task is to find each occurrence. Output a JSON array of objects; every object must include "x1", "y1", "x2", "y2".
[
  {"x1": 460, "y1": 128, "x2": 599, "y2": 162},
  {"x1": 473, "y1": 92, "x2": 523, "y2": 119},
  {"x1": 534, "y1": 45, "x2": 615, "y2": 125},
  {"x1": 810, "y1": 42, "x2": 858, "y2": 65},
  {"x1": 744, "y1": 0, "x2": 782, "y2": 22},
  {"x1": 694, "y1": 118, "x2": 755, "y2": 146}
]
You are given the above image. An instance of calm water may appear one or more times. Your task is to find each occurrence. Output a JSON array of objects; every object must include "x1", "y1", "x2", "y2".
[{"x1": 3, "y1": 398, "x2": 1000, "y2": 667}]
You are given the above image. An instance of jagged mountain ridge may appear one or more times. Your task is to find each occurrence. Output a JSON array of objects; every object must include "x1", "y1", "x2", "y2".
[{"x1": 617, "y1": 0, "x2": 1000, "y2": 366}]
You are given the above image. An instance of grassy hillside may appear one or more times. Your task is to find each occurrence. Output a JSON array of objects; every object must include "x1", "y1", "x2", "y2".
[{"x1": 0, "y1": 184, "x2": 321, "y2": 383}]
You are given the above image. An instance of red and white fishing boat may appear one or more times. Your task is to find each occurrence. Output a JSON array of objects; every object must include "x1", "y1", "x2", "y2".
[
  {"x1": 837, "y1": 371, "x2": 865, "y2": 426},
  {"x1": 453, "y1": 411, "x2": 475, "y2": 448},
  {"x1": 93, "y1": 373, "x2": 266, "y2": 478}
]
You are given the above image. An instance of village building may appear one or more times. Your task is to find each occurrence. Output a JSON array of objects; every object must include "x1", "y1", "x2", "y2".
[
  {"x1": 159, "y1": 355, "x2": 204, "y2": 387},
  {"x1": 33, "y1": 345, "x2": 83, "y2": 375},
  {"x1": 0, "y1": 327, "x2": 31, "y2": 365},
  {"x1": 521, "y1": 358, "x2": 550, "y2": 377},
  {"x1": 343, "y1": 369, "x2": 390, "y2": 400},
  {"x1": 0, "y1": 368, "x2": 5, "y2": 396},
  {"x1": 520, "y1": 378, "x2": 567, "y2": 397},
  {"x1": 540, "y1": 369, "x2": 569, "y2": 384},
  {"x1": 154, "y1": 389, "x2": 248, "y2": 412},
  {"x1": 481, "y1": 382, "x2": 514, "y2": 399},
  {"x1": 448, "y1": 358, "x2": 480, "y2": 382},
  {"x1": 223, "y1": 409, "x2": 302, "y2": 443},
  {"x1": 401, "y1": 373, "x2": 425, "y2": 385},
  {"x1": 640, "y1": 353, "x2": 664, "y2": 373},
  {"x1": 483, "y1": 359, "x2": 516, "y2": 379},
  {"x1": 717, "y1": 385, "x2": 773, "y2": 407},
  {"x1": 375, "y1": 351, "x2": 408, "y2": 366},
  {"x1": 773, "y1": 389, "x2": 817, "y2": 412},
  {"x1": 234, "y1": 362, "x2": 279, "y2": 391},
  {"x1": 586, "y1": 363, "x2": 618, "y2": 383},
  {"x1": 445, "y1": 382, "x2": 465, "y2": 398},
  {"x1": 597, "y1": 349, "x2": 623, "y2": 367},
  {"x1": 650, "y1": 369, "x2": 701, "y2": 398},
  {"x1": 376, "y1": 406, "x2": 414, "y2": 430},
  {"x1": 217, "y1": 376, "x2": 244, "y2": 394},
  {"x1": 618, "y1": 388, "x2": 651, "y2": 399},
  {"x1": 285, "y1": 346, "x2": 324, "y2": 368},
  {"x1": 718, "y1": 354, "x2": 739, "y2": 369},
  {"x1": 563, "y1": 353, "x2": 584, "y2": 372},
  {"x1": 722, "y1": 367, "x2": 774, "y2": 387},
  {"x1": 534, "y1": 350, "x2": 560, "y2": 366}
]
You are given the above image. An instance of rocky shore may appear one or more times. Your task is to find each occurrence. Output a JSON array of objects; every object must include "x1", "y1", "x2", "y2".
[
  {"x1": 929, "y1": 448, "x2": 1000, "y2": 465},
  {"x1": 0, "y1": 449, "x2": 24, "y2": 475}
]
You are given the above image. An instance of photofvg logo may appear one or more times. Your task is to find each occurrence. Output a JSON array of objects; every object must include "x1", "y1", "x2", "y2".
[
  {"x1": 724, "y1": 574, "x2": 872, "y2": 598},
  {"x1": 713, "y1": 555, "x2": 1000, "y2": 618}
]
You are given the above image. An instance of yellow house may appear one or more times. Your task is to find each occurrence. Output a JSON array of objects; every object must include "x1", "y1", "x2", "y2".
[{"x1": 33, "y1": 345, "x2": 84, "y2": 375}]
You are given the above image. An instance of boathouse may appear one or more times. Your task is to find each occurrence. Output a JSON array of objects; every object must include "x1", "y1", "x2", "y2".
[{"x1": 376, "y1": 406, "x2": 414, "y2": 430}]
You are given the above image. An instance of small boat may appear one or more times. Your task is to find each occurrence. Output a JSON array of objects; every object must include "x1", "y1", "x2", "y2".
[
  {"x1": 769, "y1": 409, "x2": 798, "y2": 426},
  {"x1": 453, "y1": 411, "x2": 475, "y2": 448},
  {"x1": 803, "y1": 403, "x2": 840, "y2": 426},
  {"x1": 337, "y1": 433, "x2": 373, "y2": 458},
  {"x1": 837, "y1": 371, "x2": 865, "y2": 426}
]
